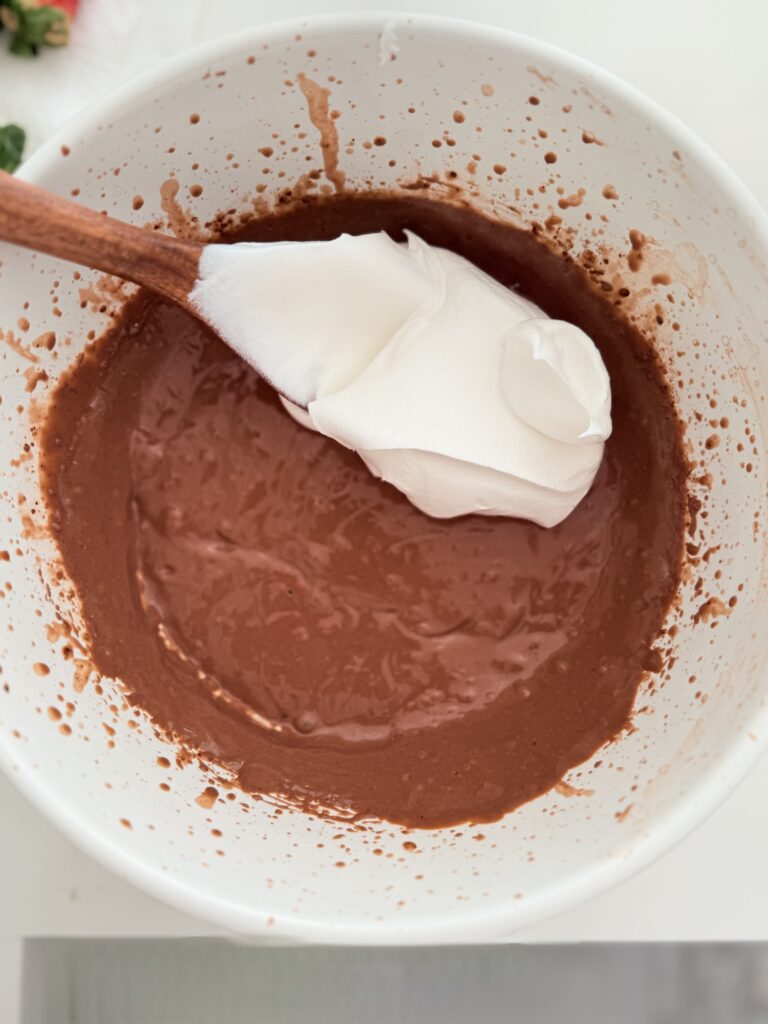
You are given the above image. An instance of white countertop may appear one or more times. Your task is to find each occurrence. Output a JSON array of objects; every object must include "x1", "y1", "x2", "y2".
[{"x1": 1, "y1": 0, "x2": 767, "y2": 943}]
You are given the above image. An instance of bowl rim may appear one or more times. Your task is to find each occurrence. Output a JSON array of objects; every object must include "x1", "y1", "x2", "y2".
[{"x1": 3, "y1": 10, "x2": 768, "y2": 944}]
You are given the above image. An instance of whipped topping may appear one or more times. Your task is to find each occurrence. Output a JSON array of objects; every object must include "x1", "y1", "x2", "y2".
[{"x1": 190, "y1": 231, "x2": 612, "y2": 527}]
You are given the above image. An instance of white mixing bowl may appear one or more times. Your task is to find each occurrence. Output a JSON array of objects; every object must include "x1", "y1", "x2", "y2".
[{"x1": 1, "y1": 14, "x2": 767, "y2": 944}]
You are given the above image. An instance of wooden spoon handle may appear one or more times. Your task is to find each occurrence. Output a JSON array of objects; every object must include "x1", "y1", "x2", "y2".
[{"x1": 0, "y1": 171, "x2": 202, "y2": 305}]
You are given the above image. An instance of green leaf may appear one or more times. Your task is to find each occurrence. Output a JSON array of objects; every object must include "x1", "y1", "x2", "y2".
[
  {"x1": 1, "y1": 1, "x2": 69, "y2": 56},
  {"x1": 0, "y1": 123, "x2": 26, "y2": 172}
]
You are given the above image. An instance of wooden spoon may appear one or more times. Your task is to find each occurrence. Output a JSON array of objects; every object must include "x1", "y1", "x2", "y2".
[
  {"x1": 0, "y1": 170, "x2": 202, "y2": 307},
  {"x1": 0, "y1": 171, "x2": 420, "y2": 412}
]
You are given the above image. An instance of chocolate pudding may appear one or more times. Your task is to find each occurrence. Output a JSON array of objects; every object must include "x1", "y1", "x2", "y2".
[{"x1": 40, "y1": 193, "x2": 688, "y2": 828}]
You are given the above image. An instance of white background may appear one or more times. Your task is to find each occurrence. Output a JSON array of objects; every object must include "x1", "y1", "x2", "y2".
[{"x1": 1, "y1": 3, "x2": 767, "y2": 1007}]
